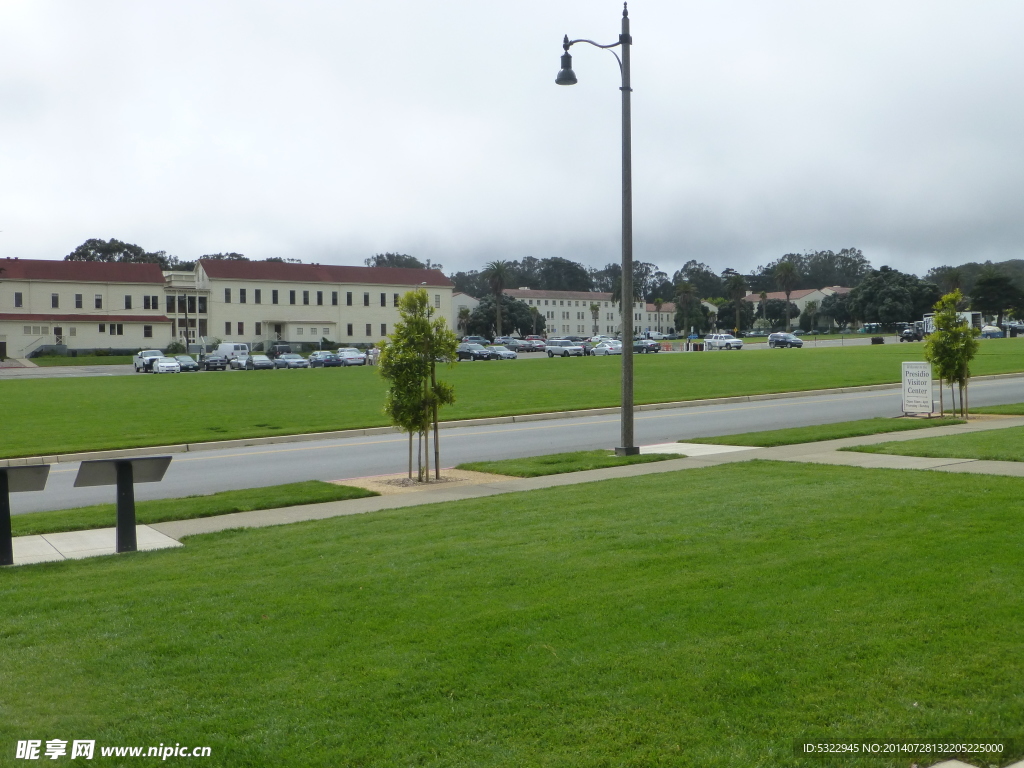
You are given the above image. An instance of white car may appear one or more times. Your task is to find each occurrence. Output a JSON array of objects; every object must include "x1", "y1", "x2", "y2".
[
  {"x1": 337, "y1": 348, "x2": 367, "y2": 366},
  {"x1": 488, "y1": 345, "x2": 518, "y2": 360},
  {"x1": 152, "y1": 356, "x2": 181, "y2": 373},
  {"x1": 133, "y1": 349, "x2": 164, "y2": 373},
  {"x1": 704, "y1": 334, "x2": 744, "y2": 350},
  {"x1": 591, "y1": 341, "x2": 623, "y2": 356},
  {"x1": 545, "y1": 339, "x2": 585, "y2": 357}
]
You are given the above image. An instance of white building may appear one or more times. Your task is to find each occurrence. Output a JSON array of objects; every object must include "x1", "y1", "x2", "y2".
[{"x1": 502, "y1": 289, "x2": 647, "y2": 337}]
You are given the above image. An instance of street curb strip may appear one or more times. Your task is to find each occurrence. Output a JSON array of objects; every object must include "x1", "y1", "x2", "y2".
[{"x1": 2, "y1": 371, "x2": 1022, "y2": 467}]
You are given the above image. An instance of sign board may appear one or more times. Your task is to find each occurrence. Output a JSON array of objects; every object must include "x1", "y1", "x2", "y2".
[
  {"x1": 74, "y1": 457, "x2": 172, "y2": 487},
  {"x1": 902, "y1": 362, "x2": 933, "y2": 414}
]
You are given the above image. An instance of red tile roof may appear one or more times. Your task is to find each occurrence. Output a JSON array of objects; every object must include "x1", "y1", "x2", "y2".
[
  {"x1": 742, "y1": 289, "x2": 820, "y2": 303},
  {"x1": 0, "y1": 258, "x2": 166, "y2": 284},
  {"x1": 504, "y1": 289, "x2": 615, "y2": 302},
  {"x1": 0, "y1": 313, "x2": 172, "y2": 323},
  {"x1": 198, "y1": 259, "x2": 452, "y2": 287},
  {"x1": 646, "y1": 302, "x2": 676, "y2": 312}
]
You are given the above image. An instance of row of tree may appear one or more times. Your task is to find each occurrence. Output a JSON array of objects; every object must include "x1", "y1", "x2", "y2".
[{"x1": 64, "y1": 238, "x2": 300, "y2": 270}]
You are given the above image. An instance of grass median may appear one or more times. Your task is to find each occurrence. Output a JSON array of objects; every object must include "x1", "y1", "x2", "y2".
[
  {"x1": 844, "y1": 424, "x2": 1024, "y2": 463},
  {"x1": 685, "y1": 417, "x2": 965, "y2": 447},
  {"x1": 458, "y1": 449, "x2": 677, "y2": 477},
  {"x1": 10, "y1": 481, "x2": 377, "y2": 537},
  {"x1": 2, "y1": 338, "x2": 1022, "y2": 459},
  {"x1": 3, "y1": 461, "x2": 1023, "y2": 766},
  {"x1": 31, "y1": 355, "x2": 134, "y2": 366}
]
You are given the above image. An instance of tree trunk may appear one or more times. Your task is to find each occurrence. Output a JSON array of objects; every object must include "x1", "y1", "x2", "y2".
[
  {"x1": 431, "y1": 361, "x2": 441, "y2": 480},
  {"x1": 408, "y1": 433, "x2": 413, "y2": 480},
  {"x1": 938, "y1": 377, "x2": 944, "y2": 416}
]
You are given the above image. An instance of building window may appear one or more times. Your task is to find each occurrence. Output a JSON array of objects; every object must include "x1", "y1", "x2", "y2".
[
  {"x1": 435, "y1": 294, "x2": 440, "y2": 308},
  {"x1": 143, "y1": 325, "x2": 152, "y2": 338},
  {"x1": 124, "y1": 295, "x2": 132, "y2": 310},
  {"x1": 272, "y1": 290, "x2": 279, "y2": 305},
  {"x1": 94, "y1": 295, "x2": 102, "y2": 309},
  {"x1": 75, "y1": 294, "x2": 83, "y2": 309},
  {"x1": 98, "y1": 324, "x2": 105, "y2": 333},
  {"x1": 152, "y1": 295, "x2": 159, "y2": 309},
  {"x1": 70, "y1": 327, "x2": 76, "y2": 337},
  {"x1": 346, "y1": 291, "x2": 353, "y2": 306},
  {"x1": 110, "y1": 324, "x2": 123, "y2": 336},
  {"x1": 365, "y1": 323, "x2": 372, "y2": 337},
  {"x1": 23, "y1": 326, "x2": 30, "y2": 334},
  {"x1": 296, "y1": 327, "x2": 303, "y2": 336},
  {"x1": 332, "y1": 291, "x2": 338, "y2": 306},
  {"x1": 363, "y1": 292, "x2": 370, "y2": 307},
  {"x1": 224, "y1": 288, "x2": 231, "y2": 303},
  {"x1": 347, "y1": 323, "x2": 353, "y2": 336},
  {"x1": 51, "y1": 294, "x2": 59, "y2": 308},
  {"x1": 289, "y1": 290, "x2": 296, "y2": 305},
  {"x1": 303, "y1": 290, "x2": 310, "y2": 305},
  {"x1": 393, "y1": 293, "x2": 399, "y2": 307},
  {"x1": 143, "y1": 296, "x2": 151, "y2": 310},
  {"x1": 380, "y1": 292, "x2": 386, "y2": 307},
  {"x1": 166, "y1": 296, "x2": 174, "y2": 313},
  {"x1": 316, "y1": 291, "x2": 323, "y2": 306},
  {"x1": 14, "y1": 292, "x2": 22, "y2": 307},
  {"x1": 254, "y1": 289, "x2": 262, "y2": 304},
  {"x1": 237, "y1": 322, "x2": 244, "y2": 336},
  {"x1": 255, "y1": 322, "x2": 262, "y2": 336},
  {"x1": 225, "y1": 322, "x2": 231, "y2": 335},
  {"x1": 178, "y1": 295, "x2": 187, "y2": 313},
  {"x1": 380, "y1": 323, "x2": 387, "y2": 336},
  {"x1": 322, "y1": 328, "x2": 329, "y2": 336},
  {"x1": 198, "y1": 296, "x2": 207, "y2": 313},
  {"x1": 309, "y1": 327, "x2": 316, "y2": 336},
  {"x1": 239, "y1": 289, "x2": 247, "y2": 304}
]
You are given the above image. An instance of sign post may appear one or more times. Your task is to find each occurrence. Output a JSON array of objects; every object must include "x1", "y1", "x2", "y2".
[
  {"x1": 902, "y1": 361, "x2": 934, "y2": 415},
  {"x1": 74, "y1": 457, "x2": 172, "y2": 554},
  {"x1": 0, "y1": 465, "x2": 51, "y2": 566}
]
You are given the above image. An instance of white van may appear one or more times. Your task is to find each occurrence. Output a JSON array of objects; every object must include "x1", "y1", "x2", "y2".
[{"x1": 214, "y1": 342, "x2": 249, "y2": 360}]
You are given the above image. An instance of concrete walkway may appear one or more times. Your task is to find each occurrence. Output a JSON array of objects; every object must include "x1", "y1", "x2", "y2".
[{"x1": 9, "y1": 416, "x2": 1024, "y2": 566}]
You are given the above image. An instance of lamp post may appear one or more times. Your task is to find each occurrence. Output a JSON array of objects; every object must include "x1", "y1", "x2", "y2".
[{"x1": 556, "y1": 3, "x2": 638, "y2": 455}]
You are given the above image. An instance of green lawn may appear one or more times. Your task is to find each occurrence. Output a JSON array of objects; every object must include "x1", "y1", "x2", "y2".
[
  {"x1": 686, "y1": 417, "x2": 965, "y2": 447},
  {"x1": 845, "y1": 424, "x2": 1024, "y2": 463},
  {"x1": 973, "y1": 402, "x2": 1024, "y2": 416},
  {"x1": 458, "y1": 449, "x2": 677, "y2": 477},
  {"x1": 3, "y1": 462, "x2": 1022, "y2": 766},
  {"x1": 31, "y1": 355, "x2": 134, "y2": 366},
  {"x1": 10, "y1": 481, "x2": 377, "y2": 537},
  {"x1": 2, "y1": 339, "x2": 1023, "y2": 459}
]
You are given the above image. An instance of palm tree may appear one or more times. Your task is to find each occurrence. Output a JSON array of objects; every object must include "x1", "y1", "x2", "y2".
[
  {"x1": 724, "y1": 273, "x2": 748, "y2": 334},
  {"x1": 529, "y1": 305, "x2": 540, "y2": 336},
  {"x1": 653, "y1": 298, "x2": 664, "y2": 332},
  {"x1": 676, "y1": 281, "x2": 696, "y2": 334},
  {"x1": 774, "y1": 261, "x2": 800, "y2": 332},
  {"x1": 759, "y1": 291, "x2": 768, "y2": 326},
  {"x1": 481, "y1": 260, "x2": 513, "y2": 337},
  {"x1": 590, "y1": 302, "x2": 600, "y2": 336},
  {"x1": 456, "y1": 307, "x2": 470, "y2": 337}
]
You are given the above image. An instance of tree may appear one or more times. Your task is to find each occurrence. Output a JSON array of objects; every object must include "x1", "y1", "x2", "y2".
[
  {"x1": 590, "y1": 302, "x2": 601, "y2": 336},
  {"x1": 799, "y1": 300, "x2": 819, "y2": 332},
  {"x1": 715, "y1": 299, "x2": 754, "y2": 333},
  {"x1": 970, "y1": 268, "x2": 1023, "y2": 326},
  {"x1": 466, "y1": 295, "x2": 542, "y2": 337},
  {"x1": 481, "y1": 260, "x2": 514, "y2": 337},
  {"x1": 456, "y1": 307, "x2": 471, "y2": 336},
  {"x1": 671, "y1": 260, "x2": 723, "y2": 299},
  {"x1": 723, "y1": 271, "x2": 748, "y2": 333},
  {"x1": 924, "y1": 290, "x2": 980, "y2": 418},
  {"x1": 365, "y1": 253, "x2": 426, "y2": 269},
  {"x1": 774, "y1": 261, "x2": 800, "y2": 331},
  {"x1": 377, "y1": 289, "x2": 458, "y2": 481},
  {"x1": 538, "y1": 257, "x2": 593, "y2": 292},
  {"x1": 529, "y1": 305, "x2": 541, "y2": 335},
  {"x1": 674, "y1": 281, "x2": 710, "y2": 334},
  {"x1": 653, "y1": 298, "x2": 664, "y2": 332},
  {"x1": 819, "y1": 293, "x2": 852, "y2": 329},
  {"x1": 65, "y1": 238, "x2": 189, "y2": 271},
  {"x1": 761, "y1": 299, "x2": 799, "y2": 329},
  {"x1": 847, "y1": 266, "x2": 941, "y2": 327}
]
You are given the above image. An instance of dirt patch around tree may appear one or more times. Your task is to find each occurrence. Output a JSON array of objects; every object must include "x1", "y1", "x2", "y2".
[{"x1": 333, "y1": 468, "x2": 513, "y2": 496}]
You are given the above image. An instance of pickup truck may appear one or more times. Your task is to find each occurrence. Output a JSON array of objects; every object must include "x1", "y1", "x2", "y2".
[{"x1": 134, "y1": 349, "x2": 164, "y2": 372}]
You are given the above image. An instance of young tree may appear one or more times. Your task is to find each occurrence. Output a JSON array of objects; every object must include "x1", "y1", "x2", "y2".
[
  {"x1": 924, "y1": 290, "x2": 980, "y2": 418},
  {"x1": 378, "y1": 289, "x2": 458, "y2": 481}
]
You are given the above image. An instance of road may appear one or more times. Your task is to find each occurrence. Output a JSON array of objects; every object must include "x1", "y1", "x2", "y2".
[{"x1": 12, "y1": 375, "x2": 1022, "y2": 515}]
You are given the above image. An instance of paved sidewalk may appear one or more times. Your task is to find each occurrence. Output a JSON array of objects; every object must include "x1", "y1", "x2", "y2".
[{"x1": 8, "y1": 415, "x2": 1024, "y2": 566}]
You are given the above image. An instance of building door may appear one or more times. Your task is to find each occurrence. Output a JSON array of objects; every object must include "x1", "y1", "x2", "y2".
[
  {"x1": 274, "y1": 324, "x2": 283, "y2": 340},
  {"x1": 0, "y1": 342, "x2": 6, "y2": 359},
  {"x1": 53, "y1": 327, "x2": 64, "y2": 344}
]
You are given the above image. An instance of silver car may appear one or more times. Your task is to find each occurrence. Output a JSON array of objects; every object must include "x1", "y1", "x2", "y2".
[
  {"x1": 545, "y1": 339, "x2": 585, "y2": 357},
  {"x1": 337, "y1": 348, "x2": 368, "y2": 366}
]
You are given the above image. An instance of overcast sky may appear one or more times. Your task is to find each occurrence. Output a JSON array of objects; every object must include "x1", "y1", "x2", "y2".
[{"x1": 2, "y1": 0, "x2": 1023, "y2": 278}]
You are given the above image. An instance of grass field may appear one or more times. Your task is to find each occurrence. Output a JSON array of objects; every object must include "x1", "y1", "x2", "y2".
[
  {"x1": 3, "y1": 462, "x2": 1022, "y2": 767},
  {"x1": 686, "y1": 417, "x2": 965, "y2": 447},
  {"x1": 10, "y1": 481, "x2": 377, "y2": 537},
  {"x1": 973, "y1": 402, "x2": 1024, "y2": 416},
  {"x1": 2, "y1": 339, "x2": 1023, "y2": 459},
  {"x1": 846, "y1": 424, "x2": 1024, "y2": 463},
  {"x1": 458, "y1": 449, "x2": 677, "y2": 477}
]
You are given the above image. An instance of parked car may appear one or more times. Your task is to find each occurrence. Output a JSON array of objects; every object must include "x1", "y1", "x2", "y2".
[
  {"x1": 336, "y1": 348, "x2": 368, "y2": 366},
  {"x1": 174, "y1": 355, "x2": 200, "y2": 372},
  {"x1": 899, "y1": 328, "x2": 924, "y2": 342},
  {"x1": 268, "y1": 344, "x2": 292, "y2": 359},
  {"x1": 152, "y1": 356, "x2": 181, "y2": 374},
  {"x1": 457, "y1": 343, "x2": 498, "y2": 361},
  {"x1": 545, "y1": 339, "x2": 585, "y2": 357},
  {"x1": 503, "y1": 338, "x2": 530, "y2": 352},
  {"x1": 524, "y1": 339, "x2": 547, "y2": 352},
  {"x1": 461, "y1": 336, "x2": 490, "y2": 345},
  {"x1": 633, "y1": 339, "x2": 661, "y2": 353},
  {"x1": 488, "y1": 345, "x2": 518, "y2": 360},
  {"x1": 199, "y1": 353, "x2": 228, "y2": 371},
  {"x1": 768, "y1": 333, "x2": 803, "y2": 348},
  {"x1": 492, "y1": 336, "x2": 517, "y2": 346},
  {"x1": 245, "y1": 354, "x2": 276, "y2": 370},
  {"x1": 274, "y1": 353, "x2": 310, "y2": 369},
  {"x1": 229, "y1": 355, "x2": 250, "y2": 370},
  {"x1": 133, "y1": 349, "x2": 164, "y2": 373},
  {"x1": 705, "y1": 334, "x2": 744, "y2": 350},
  {"x1": 214, "y1": 342, "x2": 250, "y2": 361},
  {"x1": 308, "y1": 350, "x2": 339, "y2": 367},
  {"x1": 591, "y1": 341, "x2": 622, "y2": 356},
  {"x1": 646, "y1": 331, "x2": 667, "y2": 340}
]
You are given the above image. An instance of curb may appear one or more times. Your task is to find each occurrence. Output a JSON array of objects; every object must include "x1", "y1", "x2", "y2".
[{"x1": 3, "y1": 371, "x2": 1022, "y2": 468}]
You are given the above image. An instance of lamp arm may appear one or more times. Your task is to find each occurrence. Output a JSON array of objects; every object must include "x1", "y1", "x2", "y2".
[{"x1": 564, "y1": 38, "x2": 623, "y2": 77}]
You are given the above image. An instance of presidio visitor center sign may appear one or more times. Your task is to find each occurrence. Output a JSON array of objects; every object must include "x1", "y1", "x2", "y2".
[{"x1": 902, "y1": 361, "x2": 934, "y2": 415}]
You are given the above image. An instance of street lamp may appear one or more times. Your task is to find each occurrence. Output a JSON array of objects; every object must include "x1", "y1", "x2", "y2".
[{"x1": 556, "y1": 3, "x2": 638, "y2": 455}]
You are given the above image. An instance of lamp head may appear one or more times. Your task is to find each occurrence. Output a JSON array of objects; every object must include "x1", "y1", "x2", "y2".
[{"x1": 556, "y1": 35, "x2": 577, "y2": 85}]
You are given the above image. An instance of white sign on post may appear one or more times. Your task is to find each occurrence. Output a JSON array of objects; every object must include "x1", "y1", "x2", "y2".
[{"x1": 902, "y1": 361, "x2": 933, "y2": 414}]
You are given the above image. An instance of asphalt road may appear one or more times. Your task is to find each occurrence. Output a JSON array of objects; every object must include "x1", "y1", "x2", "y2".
[{"x1": 12, "y1": 375, "x2": 1022, "y2": 515}]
